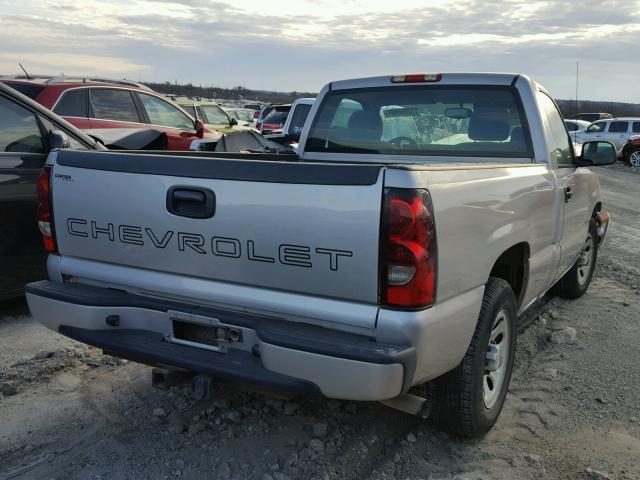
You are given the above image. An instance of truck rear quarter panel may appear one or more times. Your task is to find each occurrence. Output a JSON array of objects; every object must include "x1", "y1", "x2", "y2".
[
  {"x1": 380, "y1": 164, "x2": 559, "y2": 383},
  {"x1": 385, "y1": 164, "x2": 559, "y2": 308}
]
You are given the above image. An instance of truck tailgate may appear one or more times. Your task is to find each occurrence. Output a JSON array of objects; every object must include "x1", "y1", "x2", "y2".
[{"x1": 50, "y1": 151, "x2": 384, "y2": 308}]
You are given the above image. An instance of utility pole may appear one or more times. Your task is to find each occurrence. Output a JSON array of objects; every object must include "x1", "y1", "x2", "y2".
[{"x1": 575, "y1": 61, "x2": 579, "y2": 117}]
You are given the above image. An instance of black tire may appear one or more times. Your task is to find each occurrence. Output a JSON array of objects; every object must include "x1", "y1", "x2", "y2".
[
  {"x1": 430, "y1": 277, "x2": 517, "y2": 437},
  {"x1": 551, "y1": 220, "x2": 598, "y2": 299},
  {"x1": 626, "y1": 147, "x2": 640, "y2": 167}
]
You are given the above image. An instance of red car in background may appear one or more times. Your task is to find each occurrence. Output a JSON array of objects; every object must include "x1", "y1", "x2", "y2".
[
  {"x1": 622, "y1": 136, "x2": 640, "y2": 166},
  {"x1": 0, "y1": 77, "x2": 221, "y2": 150}
]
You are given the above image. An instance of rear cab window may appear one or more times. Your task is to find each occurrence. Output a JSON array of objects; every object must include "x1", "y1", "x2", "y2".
[{"x1": 305, "y1": 86, "x2": 532, "y2": 161}]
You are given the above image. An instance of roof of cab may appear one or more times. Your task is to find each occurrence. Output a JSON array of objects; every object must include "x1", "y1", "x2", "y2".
[{"x1": 329, "y1": 73, "x2": 526, "y2": 91}]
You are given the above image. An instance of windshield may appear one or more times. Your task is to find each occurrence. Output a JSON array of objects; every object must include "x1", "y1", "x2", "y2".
[
  {"x1": 235, "y1": 109, "x2": 254, "y2": 122},
  {"x1": 202, "y1": 105, "x2": 230, "y2": 125},
  {"x1": 305, "y1": 86, "x2": 532, "y2": 159}
]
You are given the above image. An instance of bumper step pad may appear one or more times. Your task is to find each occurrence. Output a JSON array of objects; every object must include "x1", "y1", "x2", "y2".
[{"x1": 60, "y1": 326, "x2": 320, "y2": 395}]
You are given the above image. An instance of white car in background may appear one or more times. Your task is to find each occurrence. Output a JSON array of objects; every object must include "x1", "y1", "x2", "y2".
[
  {"x1": 565, "y1": 119, "x2": 590, "y2": 134},
  {"x1": 264, "y1": 97, "x2": 315, "y2": 152},
  {"x1": 576, "y1": 118, "x2": 640, "y2": 151}
]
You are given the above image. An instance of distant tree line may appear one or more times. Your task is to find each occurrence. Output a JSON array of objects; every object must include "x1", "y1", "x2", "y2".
[
  {"x1": 143, "y1": 81, "x2": 639, "y2": 117},
  {"x1": 556, "y1": 99, "x2": 640, "y2": 118},
  {"x1": 143, "y1": 81, "x2": 315, "y2": 104}
]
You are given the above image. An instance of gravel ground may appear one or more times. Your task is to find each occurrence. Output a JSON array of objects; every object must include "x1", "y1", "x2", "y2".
[{"x1": 1, "y1": 165, "x2": 639, "y2": 480}]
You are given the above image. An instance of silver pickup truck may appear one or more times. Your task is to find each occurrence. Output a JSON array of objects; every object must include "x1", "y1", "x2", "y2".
[{"x1": 26, "y1": 73, "x2": 615, "y2": 436}]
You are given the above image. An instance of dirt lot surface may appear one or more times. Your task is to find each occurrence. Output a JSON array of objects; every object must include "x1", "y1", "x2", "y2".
[{"x1": 1, "y1": 165, "x2": 639, "y2": 480}]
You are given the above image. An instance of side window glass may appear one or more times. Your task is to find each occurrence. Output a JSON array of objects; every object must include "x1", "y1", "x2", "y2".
[
  {"x1": 181, "y1": 104, "x2": 196, "y2": 118},
  {"x1": 0, "y1": 96, "x2": 45, "y2": 153},
  {"x1": 39, "y1": 117, "x2": 89, "y2": 151},
  {"x1": 586, "y1": 122, "x2": 606, "y2": 133},
  {"x1": 537, "y1": 92, "x2": 572, "y2": 166},
  {"x1": 53, "y1": 90, "x2": 87, "y2": 117},
  {"x1": 608, "y1": 121, "x2": 629, "y2": 133},
  {"x1": 67, "y1": 137, "x2": 89, "y2": 149},
  {"x1": 195, "y1": 106, "x2": 205, "y2": 122},
  {"x1": 89, "y1": 89, "x2": 140, "y2": 122},
  {"x1": 201, "y1": 105, "x2": 230, "y2": 125},
  {"x1": 139, "y1": 94, "x2": 194, "y2": 130},
  {"x1": 633, "y1": 122, "x2": 640, "y2": 133}
]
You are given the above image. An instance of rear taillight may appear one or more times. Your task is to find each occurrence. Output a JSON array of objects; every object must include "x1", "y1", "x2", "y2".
[
  {"x1": 381, "y1": 188, "x2": 436, "y2": 308},
  {"x1": 36, "y1": 166, "x2": 56, "y2": 253},
  {"x1": 253, "y1": 111, "x2": 260, "y2": 119}
]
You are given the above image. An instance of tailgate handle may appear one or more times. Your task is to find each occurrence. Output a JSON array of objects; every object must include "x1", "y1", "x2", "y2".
[{"x1": 167, "y1": 186, "x2": 216, "y2": 219}]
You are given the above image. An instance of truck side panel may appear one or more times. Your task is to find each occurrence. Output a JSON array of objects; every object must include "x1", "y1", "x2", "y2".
[{"x1": 384, "y1": 164, "x2": 560, "y2": 311}]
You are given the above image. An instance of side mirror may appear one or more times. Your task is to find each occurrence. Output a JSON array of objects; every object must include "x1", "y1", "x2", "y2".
[
  {"x1": 229, "y1": 117, "x2": 238, "y2": 126},
  {"x1": 49, "y1": 130, "x2": 71, "y2": 150},
  {"x1": 576, "y1": 141, "x2": 617, "y2": 167},
  {"x1": 194, "y1": 119, "x2": 205, "y2": 137}
]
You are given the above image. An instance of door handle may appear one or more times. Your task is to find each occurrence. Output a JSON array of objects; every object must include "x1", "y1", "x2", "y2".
[
  {"x1": 564, "y1": 186, "x2": 572, "y2": 202},
  {"x1": 166, "y1": 186, "x2": 216, "y2": 219}
]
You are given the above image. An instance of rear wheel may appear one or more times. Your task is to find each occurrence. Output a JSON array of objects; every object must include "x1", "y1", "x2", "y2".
[
  {"x1": 431, "y1": 277, "x2": 517, "y2": 437},
  {"x1": 551, "y1": 220, "x2": 598, "y2": 299},
  {"x1": 627, "y1": 148, "x2": 640, "y2": 167}
]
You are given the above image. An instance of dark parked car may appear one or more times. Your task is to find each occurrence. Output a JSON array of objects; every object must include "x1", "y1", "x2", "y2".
[
  {"x1": 0, "y1": 76, "x2": 221, "y2": 150},
  {"x1": 0, "y1": 82, "x2": 166, "y2": 300},
  {"x1": 258, "y1": 104, "x2": 291, "y2": 135},
  {"x1": 622, "y1": 136, "x2": 640, "y2": 166}
]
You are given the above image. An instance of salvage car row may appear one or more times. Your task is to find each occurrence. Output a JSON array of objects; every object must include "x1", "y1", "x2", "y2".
[{"x1": 0, "y1": 76, "x2": 315, "y2": 152}]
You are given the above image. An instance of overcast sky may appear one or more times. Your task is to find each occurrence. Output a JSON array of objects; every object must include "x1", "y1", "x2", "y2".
[{"x1": 1, "y1": 0, "x2": 639, "y2": 102}]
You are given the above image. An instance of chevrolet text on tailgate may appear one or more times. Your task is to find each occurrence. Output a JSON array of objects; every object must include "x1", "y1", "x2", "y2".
[{"x1": 27, "y1": 73, "x2": 615, "y2": 437}]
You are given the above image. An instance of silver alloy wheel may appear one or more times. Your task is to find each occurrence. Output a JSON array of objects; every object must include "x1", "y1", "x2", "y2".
[
  {"x1": 630, "y1": 150, "x2": 640, "y2": 167},
  {"x1": 577, "y1": 236, "x2": 594, "y2": 286},
  {"x1": 483, "y1": 309, "x2": 510, "y2": 409}
]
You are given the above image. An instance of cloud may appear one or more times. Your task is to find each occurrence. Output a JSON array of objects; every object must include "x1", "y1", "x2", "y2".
[
  {"x1": 0, "y1": 52, "x2": 150, "y2": 77},
  {"x1": 0, "y1": 0, "x2": 638, "y2": 102}
]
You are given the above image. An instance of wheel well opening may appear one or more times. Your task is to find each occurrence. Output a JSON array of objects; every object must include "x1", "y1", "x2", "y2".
[{"x1": 490, "y1": 243, "x2": 529, "y2": 306}]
